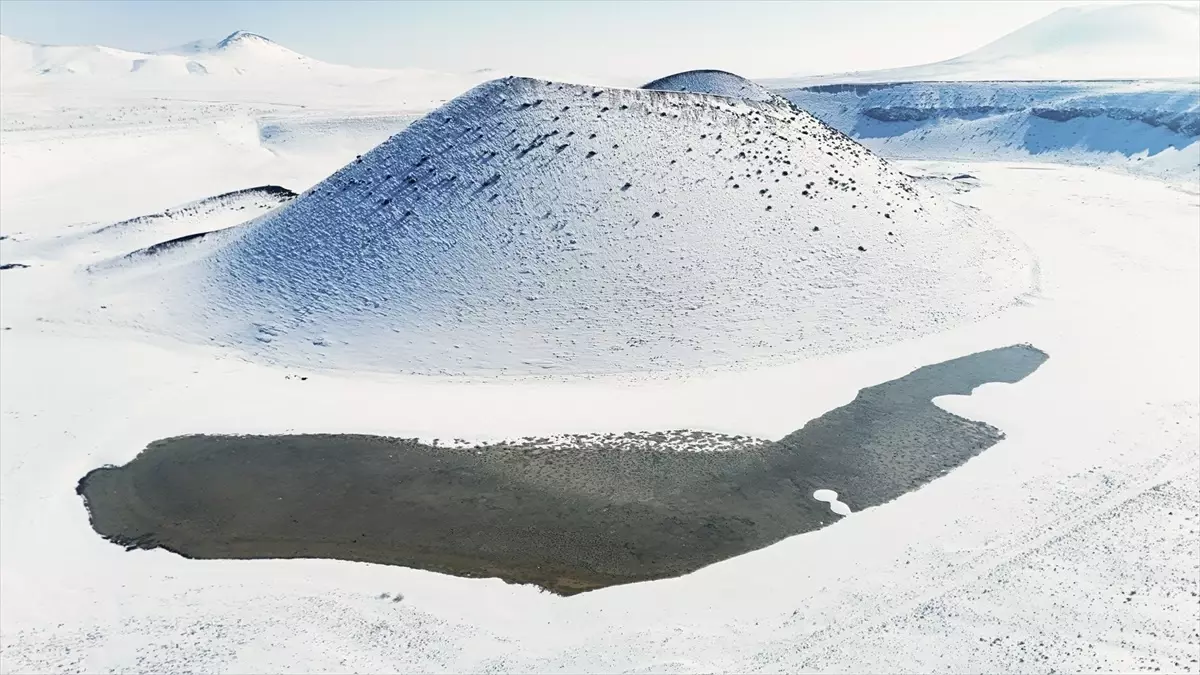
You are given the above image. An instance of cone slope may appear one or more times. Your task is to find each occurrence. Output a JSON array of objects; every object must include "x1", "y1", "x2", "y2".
[{"x1": 146, "y1": 76, "x2": 1029, "y2": 376}]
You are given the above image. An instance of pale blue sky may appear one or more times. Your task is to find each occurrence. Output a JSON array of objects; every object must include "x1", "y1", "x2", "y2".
[{"x1": 0, "y1": 0, "x2": 1152, "y2": 78}]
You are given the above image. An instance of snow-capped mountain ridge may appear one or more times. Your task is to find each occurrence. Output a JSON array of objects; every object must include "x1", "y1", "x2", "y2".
[
  {"x1": 149, "y1": 31, "x2": 305, "y2": 60},
  {"x1": 214, "y1": 31, "x2": 274, "y2": 50}
]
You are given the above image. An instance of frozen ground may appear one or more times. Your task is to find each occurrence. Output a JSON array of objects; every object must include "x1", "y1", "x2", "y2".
[{"x1": 1, "y1": 106, "x2": 1197, "y2": 670}]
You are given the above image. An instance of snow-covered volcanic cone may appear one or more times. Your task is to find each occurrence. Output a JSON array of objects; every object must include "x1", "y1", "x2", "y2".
[
  {"x1": 642, "y1": 69, "x2": 784, "y2": 104},
  {"x1": 115, "y1": 73, "x2": 1030, "y2": 376}
]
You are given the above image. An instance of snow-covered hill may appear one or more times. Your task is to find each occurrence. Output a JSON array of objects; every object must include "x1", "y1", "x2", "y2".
[
  {"x1": 94, "y1": 73, "x2": 1029, "y2": 377},
  {"x1": 765, "y1": 3, "x2": 1200, "y2": 85},
  {"x1": 643, "y1": 70, "x2": 785, "y2": 104}
]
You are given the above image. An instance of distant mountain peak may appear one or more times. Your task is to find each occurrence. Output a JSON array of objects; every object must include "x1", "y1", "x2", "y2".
[
  {"x1": 215, "y1": 31, "x2": 275, "y2": 50},
  {"x1": 153, "y1": 31, "x2": 294, "y2": 59}
]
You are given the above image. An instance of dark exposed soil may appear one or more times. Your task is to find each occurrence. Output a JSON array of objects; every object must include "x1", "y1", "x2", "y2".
[{"x1": 77, "y1": 344, "x2": 1047, "y2": 595}]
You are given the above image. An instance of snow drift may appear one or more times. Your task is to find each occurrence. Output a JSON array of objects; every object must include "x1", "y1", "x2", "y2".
[
  {"x1": 765, "y1": 3, "x2": 1200, "y2": 85},
  {"x1": 103, "y1": 75, "x2": 1030, "y2": 376}
]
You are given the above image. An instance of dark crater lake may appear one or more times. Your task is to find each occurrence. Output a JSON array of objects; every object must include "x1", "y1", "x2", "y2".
[{"x1": 77, "y1": 344, "x2": 1047, "y2": 594}]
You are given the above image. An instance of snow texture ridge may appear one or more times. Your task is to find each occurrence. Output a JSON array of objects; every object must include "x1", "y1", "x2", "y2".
[{"x1": 115, "y1": 76, "x2": 1030, "y2": 376}]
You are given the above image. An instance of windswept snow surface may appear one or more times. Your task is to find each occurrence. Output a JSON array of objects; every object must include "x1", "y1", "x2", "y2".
[
  {"x1": 91, "y1": 76, "x2": 1029, "y2": 376},
  {"x1": 765, "y1": 3, "x2": 1200, "y2": 85}
]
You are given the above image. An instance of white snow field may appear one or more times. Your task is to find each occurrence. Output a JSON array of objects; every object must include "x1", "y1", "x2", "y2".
[
  {"x1": 2, "y1": 17, "x2": 1199, "y2": 675},
  {"x1": 1, "y1": 156, "x2": 1195, "y2": 673},
  {"x1": 81, "y1": 75, "x2": 1028, "y2": 376}
]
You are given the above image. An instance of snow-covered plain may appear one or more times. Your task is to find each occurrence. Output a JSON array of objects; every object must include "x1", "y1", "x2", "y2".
[{"x1": 2, "y1": 15, "x2": 1199, "y2": 675}]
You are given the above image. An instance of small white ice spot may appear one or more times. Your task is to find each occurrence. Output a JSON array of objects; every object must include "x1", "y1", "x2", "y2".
[{"x1": 813, "y1": 489, "x2": 852, "y2": 516}]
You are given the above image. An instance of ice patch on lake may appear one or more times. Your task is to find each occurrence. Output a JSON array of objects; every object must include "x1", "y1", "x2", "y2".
[{"x1": 813, "y1": 489, "x2": 853, "y2": 516}]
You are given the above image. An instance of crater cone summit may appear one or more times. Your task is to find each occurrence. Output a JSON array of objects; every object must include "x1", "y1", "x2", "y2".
[
  {"x1": 125, "y1": 75, "x2": 1030, "y2": 376},
  {"x1": 642, "y1": 69, "x2": 784, "y2": 104}
]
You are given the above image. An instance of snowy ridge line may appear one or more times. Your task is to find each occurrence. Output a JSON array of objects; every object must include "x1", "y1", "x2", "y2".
[
  {"x1": 123, "y1": 230, "x2": 222, "y2": 259},
  {"x1": 0, "y1": 185, "x2": 301, "y2": 275},
  {"x1": 92, "y1": 185, "x2": 297, "y2": 235}
]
